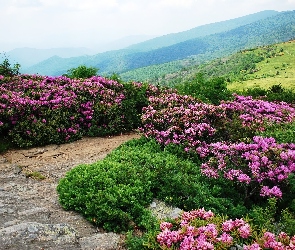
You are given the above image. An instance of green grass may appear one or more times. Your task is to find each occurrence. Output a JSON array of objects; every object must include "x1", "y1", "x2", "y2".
[
  {"x1": 228, "y1": 40, "x2": 295, "y2": 91},
  {"x1": 23, "y1": 170, "x2": 46, "y2": 180}
]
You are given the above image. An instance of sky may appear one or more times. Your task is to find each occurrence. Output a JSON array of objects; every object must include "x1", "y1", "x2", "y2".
[{"x1": 1, "y1": 0, "x2": 295, "y2": 52}]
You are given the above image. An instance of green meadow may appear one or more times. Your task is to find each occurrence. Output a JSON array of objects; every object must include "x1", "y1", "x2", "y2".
[{"x1": 228, "y1": 40, "x2": 295, "y2": 91}]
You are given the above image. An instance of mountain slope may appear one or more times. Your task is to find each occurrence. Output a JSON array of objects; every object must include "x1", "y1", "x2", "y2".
[
  {"x1": 25, "y1": 10, "x2": 294, "y2": 77},
  {"x1": 4, "y1": 47, "x2": 96, "y2": 69},
  {"x1": 148, "y1": 40, "x2": 295, "y2": 90},
  {"x1": 125, "y1": 10, "x2": 278, "y2": 52},
  {"x1": 119, "y1": 10, "x2": 295, "y2": 82}
]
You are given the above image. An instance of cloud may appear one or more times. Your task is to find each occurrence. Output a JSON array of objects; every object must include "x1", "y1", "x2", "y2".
[
  {"x1": 38, "y1": 0, "x2": 120, "y2": 11},
  {"x1": 0, "y1": 0, "x2": 294, "y2": 51},
  {"x1": 155, "y1": 0, "x2": 194, "y2": 8}
]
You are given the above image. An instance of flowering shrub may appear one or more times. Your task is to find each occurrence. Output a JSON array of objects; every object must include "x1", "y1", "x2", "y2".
[
  {"x1": 0, "y1": 75, "x2": 126, "y2": 146},
  {"x1": 219, "y1": 94, "x2": 295, "y2": 141},
  {"x1": 0, "y1": 75, "x2": 162, "y2": 147},
  {"x1": 220, "y1": 94, "x2": 295, "y2": 131},
  {"x1": 140, "y1": 93, "x2": 295, "y2": 150},
  {"x1": 198, "y1": 136, "x2": 295, "y2": 199},
  {"x1": 155, "y1": 208, "x2": 295, "y2": 250},
  {"x1": 140, "y1": 93, "x2": 295, "y2": 202},
  {"x1": 140, "y1": 93, "x2": 226, "y2": 148}
]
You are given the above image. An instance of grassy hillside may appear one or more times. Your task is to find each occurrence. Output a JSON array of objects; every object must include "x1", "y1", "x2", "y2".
[
  {"x1": 120, "y1": 11, "x2": 295, "y2": 83},
  {"x1": 228, "y1": 40, "x2": 295, "y2": 91},
  {"x1": 136, "y1": 40, "x2": 295, "y2": 94}
]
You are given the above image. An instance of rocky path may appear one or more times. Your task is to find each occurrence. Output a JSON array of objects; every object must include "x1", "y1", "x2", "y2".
[{"x1": 0, "y1": 133, "x2": 140, "y2": 250}]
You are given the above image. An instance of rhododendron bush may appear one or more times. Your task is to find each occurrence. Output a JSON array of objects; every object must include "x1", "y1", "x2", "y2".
[
  {"x1": 136, "y1": 92, "x2": 295, "y2": 249},
  {"x1": 141, "y1": 93, "x2": 295, "y2": 148},
  {"x1": 156, "y1": 208, "x2": 295, "y2": 250},
  {"x1": 0, "y1": 75, "x2": 126, "y2": 146},
  {"x1": 140, "y1": 93, "x2": 295, "y2": 199},
  {"x1": 0, "y1": 74, "x2": 160, "y2": 147},
  {"x1": 199, "y1": 136, "x2": 295, "y2": 199},
  {"x1": 140, "y1": 93, "x2": 227, "y2": 148}
]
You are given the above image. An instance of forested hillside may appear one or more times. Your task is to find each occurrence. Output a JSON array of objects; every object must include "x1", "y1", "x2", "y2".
[
  {"x1": 145, "y1": 40, "x2": 294, "y2": 88},
  {"x1": 125, "y1": 10, "x2": 278, "y2": 52},
  {"x1": 24, "y1": 10, "x2": 295, "y2": 77},
  {"x1": 119, "y1": 10, "x2": 295, "y2": 82}
]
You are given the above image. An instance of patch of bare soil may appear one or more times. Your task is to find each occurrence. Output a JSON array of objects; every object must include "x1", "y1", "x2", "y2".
[{"x1": 0, "y1": 132, "x2": 140, "y2": 250}]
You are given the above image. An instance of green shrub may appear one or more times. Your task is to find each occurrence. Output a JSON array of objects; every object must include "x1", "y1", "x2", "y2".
[
  {"x1": 0, "y1": 57, "x2": 20, "y2": 77},
  {"x1": 175, "y1": 73, "x2": 232, "y2": 104},
  {"x1": 57, "y1": 138, "x2": 157, "y2": 232},
  {"x1": 57, "y1": 159, "x2": 155, "y2": 232},
  {"x1": 57, "y1": 137, "x2": 248, "y2": 232},
  {"x1": 249, "y1": 197, "x2": 295, "y2": 236},
  {"x1": 63, "y1": 65, "x2": 98, "y2": 79},
  {"x1": 238, "y1": 84, "x2": 295, "y2": 103},
  {"x1": 279, "y1": 209, "x2": 295, "y2": 235},
  {"x1": 240, "y1": 87, "x2": 267, "y2": 98},
  {"x1": 258, "y1": 121, "x2": 295, "y2": 144},
  {"x1": 0, "y1": 136, "x2": 12, "y2": 153}
]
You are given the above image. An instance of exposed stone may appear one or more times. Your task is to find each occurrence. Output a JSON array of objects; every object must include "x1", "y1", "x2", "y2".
[
  {"x1": 0, "y1": 133, "x2": 140, "y2": 250},
  {"x1": 148, "y1": 199, "x2": 183, "y2": 220},
  {"x1": 79, "y1": 233, "x2": 121, "y2": 250}
]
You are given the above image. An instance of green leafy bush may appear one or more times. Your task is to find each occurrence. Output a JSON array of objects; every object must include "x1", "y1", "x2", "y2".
[
  {"x1": 239, "y1": 84, "x2": 295, "y2": 103},
  {"x1": 249, "y1": 197, "x2": 295, "y2": 236},
  {"x1": 57, "y1": 137, "x2": 248, "y2": 232},
  {"x1": 175, "y1": 73, "x2": 232, "y2": 104},
  {"x1": 258, "y1": 121, "x2": 295, "y2": 144},
  {"x1": 57, "y1": 159, "x2": 155, "y2": 232},
  {"x1": 63, "y1": 65, "x2": 98, "y2": 79},
  {"x1": 0, "y1": 57, "x2": 20, "y2": 77},
  {"x1": 57, "y1": 137, "x2": 157, "y2": 232}
]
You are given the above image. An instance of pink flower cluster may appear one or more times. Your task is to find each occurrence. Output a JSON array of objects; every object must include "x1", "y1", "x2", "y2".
[
  {"x1": 0, "y1": 75, "x2": 132, "y2": 144},
  {"x1": 244, "y1": 232, "x2": 295, "y2": 250},
  {"x1": 157, "y1": 208, "x2": 295, "y2": 250},
  {"x1": 199, "y1": 136, "x2": 295, "y2": 198},
  {"x1": 220, "y1": 94, "x2": 295, "y2": 130},
  {"x1": 140, "y1": 93, "x2": 295, "y2": 199},
  {"x1": 140, "y1": 93, "x2": 226, "y2": 147},
  {"x1": 141, "y1": 93, "x2": 295, "y2": 152}
]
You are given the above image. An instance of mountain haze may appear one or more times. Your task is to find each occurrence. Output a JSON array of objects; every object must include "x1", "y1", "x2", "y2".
[
  {"x1": 23, "y1": 10, "x2": 295, "y2": 77},
  {"x1": 125, "y1": 10, "x2": 279, "y2": 52},
  {"x1": 4, "y1": 47, "x2": 96, "y2": 69}
]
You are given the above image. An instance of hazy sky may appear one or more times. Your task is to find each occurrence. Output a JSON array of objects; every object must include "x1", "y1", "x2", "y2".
[{"x1": 1, "y1": 0, "x2": 295, "y2": 52}]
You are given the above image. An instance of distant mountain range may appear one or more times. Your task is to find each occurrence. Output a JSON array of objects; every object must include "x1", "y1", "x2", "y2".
[
  {"x1": 4, "y1": 47, "x2": 96, "y2": 69},
  {"x1": 3, "y1": 35, "x2": 155, "y2": 69},
  {"x1": 12, "y1": 10, "x2": 295, "y2": 77}
]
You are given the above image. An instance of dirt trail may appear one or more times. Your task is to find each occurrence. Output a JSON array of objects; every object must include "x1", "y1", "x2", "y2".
[{"x1": 0, "y1": 133, "x2": 140, "y2": 250}]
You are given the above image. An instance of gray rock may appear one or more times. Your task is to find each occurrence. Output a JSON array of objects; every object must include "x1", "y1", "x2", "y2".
[
  {"x1": 0, "y1": 222, "x2": 78, "y2": 248},
  {"x1": 79, "y1": 233, "x2": 121, "y2": 250},
  {"x1": 148, "y1": 199, "x2": 183, "y2": 220}
]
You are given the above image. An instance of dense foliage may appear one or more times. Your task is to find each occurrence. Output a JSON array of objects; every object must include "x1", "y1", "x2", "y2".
[
  {"x1": 238, "y1": 84, "x2": 295, "y2": 104},
  {"x1": 63, "y1": 65, "x2": 99, "y2": 79},
  {"x1": 175, "y1": 73, "x2": 232, "y2": 104},
  {"x1": 0, "y1": 74, "x2": 162, "y2": 147},
  {"x1": 57, "y1": 137, "x2": 246, "y2": 232},
  {"x1": 2, "y1": 66, "x2": 295, "y2": 248},
  {"x1": 54, "y1": 76, "x2": 295, "y2": 248},
  {"x1": 0, "y1": 57, "x2": 20, "y2": 77}
]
